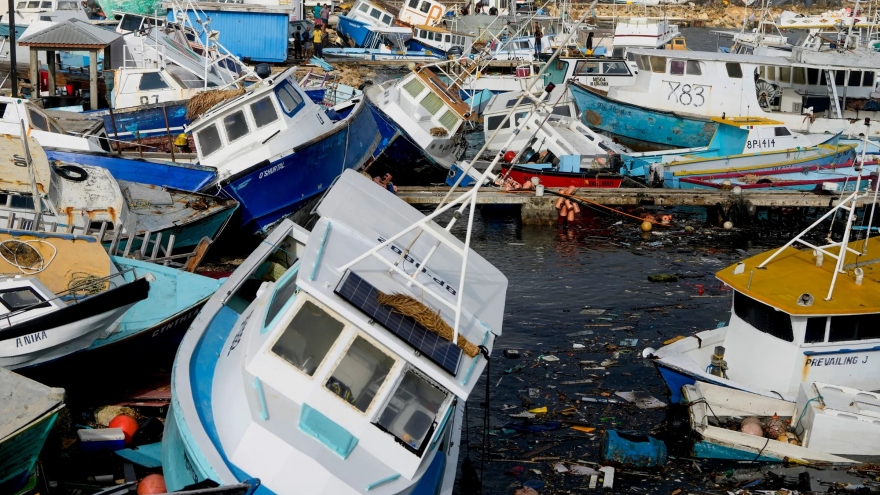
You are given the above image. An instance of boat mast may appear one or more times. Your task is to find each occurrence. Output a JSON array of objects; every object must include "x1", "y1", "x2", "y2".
[
  {"x1": 7, "y1": 0, "x2": 16, "y2": 97},
  {"x1": 757, "y1": 122, "x2": 876, "y2": 301}
]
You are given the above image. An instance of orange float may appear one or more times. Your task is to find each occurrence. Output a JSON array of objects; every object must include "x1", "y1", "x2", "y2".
[
  {"x1": 109, "y1": 415, "x2": 138, "y2": 445},
  {"x1": 137, "y1": 474, "x2": 167, "y2": 495}
]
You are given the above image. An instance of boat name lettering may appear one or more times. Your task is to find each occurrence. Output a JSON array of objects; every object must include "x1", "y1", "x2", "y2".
[
  {"x1": 589, "y1": 76, "x2": 608, "y2": 87},
  {"x1": 377, "y1": 236, "x2": 458, "y2": 296},
  {"x1": 746, "y1": 139, "x2": 775, "y2": 150},
  {"x1": 15, "y1": 331, "x2": 48, "y2": 348},
  {"x1": 316, "y1": 113, "x2": 325, "y2": 125},
  {"x1": 666, "y1": 81, "x2": 707, "y2": 108},
  {"x1": 259, "y1": 164, "x2": 285, "y2": 179},
  {"x1": 805, "y1": 355, "x2": 868, "y2": 367},
  {"x1": 152, "y1": 307, "x2": 201, "y2": 338}
]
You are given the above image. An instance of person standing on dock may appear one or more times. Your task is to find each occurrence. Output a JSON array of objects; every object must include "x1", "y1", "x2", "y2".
[
  {"x1": 534, "y1": 23, "x2": 542, "y2": 55},
  {"x1": 293, "y1": 26, "x2": 303, "y2": 59},
  {"x1": 314, "y1": 27, "x2": 323, "y2": 58}
]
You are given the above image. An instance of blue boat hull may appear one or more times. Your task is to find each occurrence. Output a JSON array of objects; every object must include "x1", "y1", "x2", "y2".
[
  {"x1": 0, "y1": 409, "x2": 60, "y2": 494},
  {"x1": 655, "y1": 363, "x2": 697, "y2": 404},
  {"x1": 221, "y1": 98, "x2": 381, "y2": 234},
  {"x1": 112, "y1": 201, "x2": 237, "y2": 251},
  {"x1": 569, "y1": 82, "x2": 717, "y2": 149},
  {"x1": 44, "y1": 149, "x2": 217, "y2": 192},
  {"x1": 365, "y1": 99, "x2": 449, "y2": 184},
  {"x1": 336, "y1": 15, "x2": 371, "y2": 47},
  {"x1": 94, "y1": 101, "x2": 189, "y2": 141}
]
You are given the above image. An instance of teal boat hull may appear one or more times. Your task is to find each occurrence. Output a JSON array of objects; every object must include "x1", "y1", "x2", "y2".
[{"x1": 0, "y1": 406, "x2": 63, "y2": 493}]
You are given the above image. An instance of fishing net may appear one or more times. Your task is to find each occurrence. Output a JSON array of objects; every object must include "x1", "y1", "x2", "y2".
[
  {"x1": 186, "y1": 88, "x2": 247, "y2": 119},
  {"x1": 377, "y1": 291, "x2": 480, "y2": 357},
  {"x1": 0, "y1": 240, "x2": 41, "y2": 271}
]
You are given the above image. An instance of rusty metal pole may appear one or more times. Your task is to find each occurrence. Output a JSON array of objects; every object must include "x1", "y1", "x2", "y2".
[{"x1": 163, "y1": 105, "x2": 176, "y2": 163}]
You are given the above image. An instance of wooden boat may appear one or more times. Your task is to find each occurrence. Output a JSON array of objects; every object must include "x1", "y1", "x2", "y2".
[
  {"x1": 162, "y1": 170, "x2": 507, "y2": 494},
  {"x1": 0, "y1": 367, "x2": 65, "y2": 493},
  {"x1": 682, "y1": 380, "x2": 880, "y2": 463}
]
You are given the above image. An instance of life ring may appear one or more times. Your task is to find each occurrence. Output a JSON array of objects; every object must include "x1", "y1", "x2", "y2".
[{"x1": 55, "y1": 164, "x2": 88, "y2": 182}]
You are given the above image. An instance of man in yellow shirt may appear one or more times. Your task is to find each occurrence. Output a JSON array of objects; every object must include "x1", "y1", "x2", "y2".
[{"x1": 314, "y1": 27, "x2": 323, "y2": 58}]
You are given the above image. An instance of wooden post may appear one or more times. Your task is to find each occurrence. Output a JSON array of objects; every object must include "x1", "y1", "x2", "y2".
[
  {"x1": 29, "y1": 48, "x2": 38, "y2": 100},
  {"x1": 89, "y1": 48, "x2": 98, "y2": 110},
  {"x1": 163, "y1": 105, "x2": 176, "y2": 163},
  {"x1": 46, "y1": 50, "x2": 56, "y2": 95},
  {"x1": 136, "y1": 131, "x2": 143, "y2": 158},
  {"x1": 107, "y1": 106, "x2": 122, "y2": 154}
]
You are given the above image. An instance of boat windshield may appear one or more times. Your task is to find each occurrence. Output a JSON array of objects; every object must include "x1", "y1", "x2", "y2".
[
  {"x1": 376, "y1": 368, "x2": 449, "y2": 454},
  {"x1": 271, "y1": 300, "x2": 344, "y2": 376},
  {"x1": 733, "y1": 292, "x2": 793, "y2": 342}
]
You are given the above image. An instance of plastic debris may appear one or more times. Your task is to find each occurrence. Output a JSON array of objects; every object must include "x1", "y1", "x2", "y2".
[
  {"x1": 560, "y1": 379, "x2": 593, "y2": 385},
  {"x1": 619, "y1": 338, "x2": 639, "y2": 347},
  {"x1": 647, "y1": 274, "x2": 679, "y2": 282},
  {"x1": 580, "y1": 308, "x2": 606, "y2": 315},
  {"x1": 528, "y1": 406, "x2": 548, "y2": 414},
  {"x1": 571, "y1": 426, "x2": 596, "y2": 433},
  {"x1": 566, "y1": 330, "x2": 594, "y2": 336},
  {"x1": 614, "y1": 391, "x2": 667, "y2": 409},
  {"x1": 572, "y1": 343, "x2": 585, "y2": 349},
  {"x1": 601, "y1": 431, "x2": 667, "y2": 468},
  {"x1": 540, "y1": 355, "x2": 560, "y2": 362},
  {"x1": 508, "y1": 411, "x2": 537, "y2": 419},
  {"x1": 504, "y1": 349, "x2": 521, "y2": 359}
]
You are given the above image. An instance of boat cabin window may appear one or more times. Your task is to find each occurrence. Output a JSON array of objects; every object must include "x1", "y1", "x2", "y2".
[
  {"x1": 26, "y1": 1, "x2": 37, "y2": 7},
  {"x1": 551, "y1": 105, "x2": 570, "y2": 117},
  {"x1": 863, "y1": 72, "x2": 874, "y2": 87},
  {"x1": 807, "y1": 67, "x2": 819, "y2": 85},
  {"x1": 612, "y1": 47, "x2": 625, "y2": 58},
  {"x1": 686, "y1": 60, "x2": 702, "y2": 75},
  {"x1": 419, "y1": 0, "x2": 430, "y2": 12},
  {"x1": 275, "y1": 83, "x2": 304, "y2": 116},
  {"x1": 40, "y1": 1, "x2": 50, "y2": 7},
  {"x1": 119, "y1": 14, "x2": 146, "y2": 31},
  {"x1": 765, "y1": 66, "x2": 776, "y2": 81},
  {"x1": 271, "y1": 300, "x2": 344, "y2": 376},
  {"x1": 196, "y1": 124, "x2": 223, "y2": 157},
  {"x1": 649, "y1": 56, "x2": 666, "y2": 74},
  {"x1": 419, "y1": 30, "x2": 427, "y2": 39},
  {"x1": 28, "y1": 109, "x2": 49, "y2": 131},
  {"x1": 834, "y1": 70, "x2": 845, "y2": 87},
  {"x1": 486, "y1": 114, "x2": 507, "y2": 131},
  {"x1": 438, "y1": 109, "x2": 458, "y2": 130},
  {"x1": 407, "y1": 0, "x2": 418, "y2": 7},
  {"x1": 828, "y1": 314, "x2": 880, "y2": 342},
  {"x1": 419, "y1": 92, "x2": 444, "y2": 115},
  {"x1": 774, "y1": 127, "x2": 791, "y2": 137},
  {"x1": 250, "y1": 96, "x2": 279, "y2": 128},
  {"x1": 376, "y1": 369, "x2": 449, "y2": 453},
  {"x1": 16, "y1": 1, "x2": 24, "y2": 7},
  {"x1": 793, "y1": 67, "x2": 806, "y2": 85},
  {"x1": 139, "y1": 72, "x2": 171, "y2": 91},
  {"x1": 805, "y1": 317, "x2": 827, "y2": 343},
  {"x1": 779, "y1": 66, "x2": 791, "y2": 84},
  {"x1": 670, "y1": 60, "x2": 685, "y2": 76},
  {"x1": 0, "y1": 287, "x2": 45, "y2": 311},
  {"x1": 733, "y1": 292, "x2": 793, "y2": 342},
  {"x1": 403, "y1": 78, "x2": 425, "y2": 98},
  {"x1": 382, "y1": 13, "x2": 392, "y2": 24},
  {"x1": 444, "y1": 34, "x2": 450, "y2": 43},
  {"x1": 264, "y1": 274, "x2": 297, "y2": 326},
  {"x1": 369, "y1": 8, "x2": 381, "y2": 19},
  {"x1": 575, "y1": 61, "x2": 598, "y2": 74},
  {"x1": 726, "y1": 62, "x2": 743, "y2": 78},
  {"x1": 603, "y1": 61, "x2": 629, "y2": 74},
  {"x1": 358, "y1": 2, "x2": 369, "y2": 11},
  {"x1": 848, "y1": 71, "x2": 861, "y2": 87},
  {"x1": 58, "y1": 0, "x2": 78, "y2": 7},
  {"x1": 326, "y1": 335, "x2": 395, "y2": 412},
  {"x1": 223, "y1": 110, "x2": 250, "y2": 143}
]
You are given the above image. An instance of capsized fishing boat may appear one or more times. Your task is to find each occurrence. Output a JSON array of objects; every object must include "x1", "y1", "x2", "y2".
[
  {"x1": 0, "y1": 367, "x2": 65, "y2": 493},
  {"x1": 188, "y1": 67, "x2": 380, "y2": 234},
  {"x1": 621, "y1": 117, "x2": 856, "y2": 187},
  {"x1": 0, "y1": 229, "x2": 149, "y2": 370},
  {"x1": 365, "y1": 62, "x2": 475, "y2": 183},
  {"x1": 0, "y1": 96, "x2": 104, "y2": 152},
  {"x1": 480, "y1": 86, "x2": 577, "y2": 152},
  {"x1": 682, "y1": 380, "x2": 880, "y2": 463},
  {"x1": 0, "y1": 134, "x2": 237, "y2": 251},
  {"x1": 162, "y1": 169, "x2": 507, "y2": 493},
  {"x1": 645, "y1": 167, "x2": 880, "y2": 403},
  {"x1": 672, "y1": 160, "x2": 878, "y2": 192},
  {"x1": 496, "y1": 111, "x2": 629, "y2": 189}
]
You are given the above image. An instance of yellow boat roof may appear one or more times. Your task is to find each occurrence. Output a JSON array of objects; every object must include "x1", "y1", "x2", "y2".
[
  {"x1": 717, "y1": 236, "x2": 880, "y2": 316},
  {"x1": 710, "y1": 116, "x2": 785, "y2": 127},
  {"x1": 0, "y1": 230, "x2": 111, "y2": 295}
]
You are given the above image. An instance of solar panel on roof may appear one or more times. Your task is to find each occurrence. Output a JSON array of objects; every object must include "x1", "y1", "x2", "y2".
[{"x1": 335, "y1": 271, "x2": 462, "y2": 375}]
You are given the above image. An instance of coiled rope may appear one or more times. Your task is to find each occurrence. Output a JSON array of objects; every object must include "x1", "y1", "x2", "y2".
[{"x1": 0, "y1": 239, "x2": 57, "y2": 274}]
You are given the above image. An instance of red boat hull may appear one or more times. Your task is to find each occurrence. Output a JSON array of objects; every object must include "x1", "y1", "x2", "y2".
[{"x1": 502, "y1": 166, "x2": 623, "y2": 188}]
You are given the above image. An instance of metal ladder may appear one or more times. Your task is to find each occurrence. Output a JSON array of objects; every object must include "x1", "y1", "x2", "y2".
[{"x1": 825, "y1": 69, "x2": 843, "y2": 119}]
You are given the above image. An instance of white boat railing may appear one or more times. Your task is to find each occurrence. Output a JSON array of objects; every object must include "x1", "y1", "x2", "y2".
[
  {"x1": 339, "y1": 2, "x2": 598, "y2": 343},
  {"x1": 757, "y1": 122, "x2": 879, "y2": 301}
]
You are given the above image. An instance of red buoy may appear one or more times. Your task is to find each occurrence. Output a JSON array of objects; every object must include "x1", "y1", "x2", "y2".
[
  {"x1": 503, "y1": 151, "x2": 516, "y2": 163},
  {"x1": 137, "y1": 474, "x2": 166, "y2": 495},
  {"x1": 109, "y1": 415, "x2": 138, "y2": 445}
]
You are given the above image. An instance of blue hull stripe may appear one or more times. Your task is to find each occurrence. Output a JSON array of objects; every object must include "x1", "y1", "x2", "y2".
[{"x1": 569, "y1": 83, "x2": 717, "y2": 148}]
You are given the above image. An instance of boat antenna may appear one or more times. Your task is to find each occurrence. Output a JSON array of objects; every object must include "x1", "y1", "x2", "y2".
[
  {"x1": 757, "y1": 120, "x2": 873, "y2": 300},
  {"x1": 340, "y1": 2, "x2": 598, "y2": 344}
]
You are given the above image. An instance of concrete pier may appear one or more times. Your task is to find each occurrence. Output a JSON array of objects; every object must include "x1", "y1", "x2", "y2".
[{"x1": 396, "y1": 187, "x2": 875, "y2": 225}]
